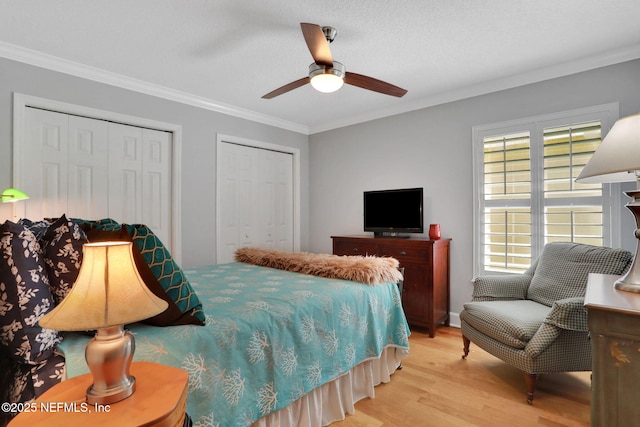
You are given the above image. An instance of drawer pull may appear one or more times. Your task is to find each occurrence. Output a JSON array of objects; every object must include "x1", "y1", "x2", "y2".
[
  {"x1": 353, "y1": 248, "x2": 359, "y2": 252},
  {"x1": 400, "y1": 251, "x2": 407, "y2": 256}
]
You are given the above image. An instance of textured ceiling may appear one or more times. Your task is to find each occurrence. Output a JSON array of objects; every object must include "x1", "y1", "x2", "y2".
[{"x1": 1, "y1": 0, "x2": 639, "y2": 134}]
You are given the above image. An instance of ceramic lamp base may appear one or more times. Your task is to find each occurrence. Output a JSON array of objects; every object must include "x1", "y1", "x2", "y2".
[
  {"x1": 85, "y1": 325, "x2": 136, "y2": 405},
  {"x1": 615, "y1": 190, "x2": 640, "y2": 293}
]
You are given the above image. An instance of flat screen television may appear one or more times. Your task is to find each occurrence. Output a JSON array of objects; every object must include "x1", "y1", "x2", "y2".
[{"x1": 364, "y1": 187, "x2": 424, "y2": 237}]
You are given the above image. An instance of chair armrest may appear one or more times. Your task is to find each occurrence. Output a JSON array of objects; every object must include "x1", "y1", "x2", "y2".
[
  {"x1": 544, "y1": 297, "x2": 588, "y2": 331},
  {"x1": 471, "y1": 274, "x2": 531, "y2": 301},
  {"x1": 525, "y1": 297, "x2": 588, "y2": 358}
]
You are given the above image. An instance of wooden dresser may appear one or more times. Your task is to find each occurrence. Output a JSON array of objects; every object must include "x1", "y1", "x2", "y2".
[
  {"x1": 331, "y1": 235, "x2": 450, "y2": 337},
  {"x1": 585, "y1": 273, "x2": 640, "y2": 426}
]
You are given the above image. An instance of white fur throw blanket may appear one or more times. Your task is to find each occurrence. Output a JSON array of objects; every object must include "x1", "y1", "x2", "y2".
[{"x1": 234, "y1": 247, "x2": 403, "y2": 285}]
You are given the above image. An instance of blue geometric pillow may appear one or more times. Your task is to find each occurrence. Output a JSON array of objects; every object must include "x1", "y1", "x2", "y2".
[
  {"x1": 0, "y1": 221, "x2": 61, "y2": 364},
  {"x1": 123, "y1": 224, "x2": 205, "y2": 325}
]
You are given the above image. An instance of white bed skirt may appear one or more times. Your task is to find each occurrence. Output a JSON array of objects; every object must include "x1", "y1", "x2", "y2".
[{"x1": 251, "y1": 345, "x2": 408, "y2": 427}]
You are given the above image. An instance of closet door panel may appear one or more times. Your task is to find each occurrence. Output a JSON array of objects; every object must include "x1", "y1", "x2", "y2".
[
  {"x1": 108, "y1": 123, "x2": 143, "y2": 225},
  {"x1": 142, "y1": 129, "x2": 172, "y2": 249},
  {"x1": 22, "y1": 108, "x2": 69, "y2": 219},
  {"x1": 217, "y1": 143, "x2": 260, "y2": 264},
  {"x1": 274, "y1": 151, "x2": 293, "y2": 252},
  {"x1": 217, "y1": 142, "x2": 294, "y2": 263},
  {"x1": 260, "y1": 151, "x2": 276, "y2": 249},
  {"x1": 68, "y1": 115, "x2": 109, "y2": 219}
]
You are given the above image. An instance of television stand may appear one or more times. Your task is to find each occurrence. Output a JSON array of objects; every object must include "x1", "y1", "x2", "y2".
[{"x1": 373, "y1": 232, "x2": 410, "y2": 239}]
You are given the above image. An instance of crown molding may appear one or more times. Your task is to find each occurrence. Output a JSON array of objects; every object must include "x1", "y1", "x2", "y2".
[
  {"x1": 0, "y1": 41, "x2": 310, "y2": 135},
  {"x1": 308, "y1": 44, "x2": 640, "y2": 134},
  {"x1": 3, "y1": 41, "x2": 639, "y2": 136}
]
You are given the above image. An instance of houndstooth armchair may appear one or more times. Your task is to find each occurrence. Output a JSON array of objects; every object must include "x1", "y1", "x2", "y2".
[{"x1": 460, "y1": 242, "x2": 632, "y2": 403}]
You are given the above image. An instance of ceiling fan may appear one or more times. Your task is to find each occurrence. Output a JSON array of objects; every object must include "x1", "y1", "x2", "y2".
[{"x1": 262, "y1": 23, "x2": 407, "y2": 99}]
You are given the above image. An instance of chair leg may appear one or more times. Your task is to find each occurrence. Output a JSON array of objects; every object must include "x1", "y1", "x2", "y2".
[
  {"x1": 462, "y1": 335, "x2": 471, "y2": 359},
  {"x1": 524, "y1": 373, "x2": 538, "y2": 404}
]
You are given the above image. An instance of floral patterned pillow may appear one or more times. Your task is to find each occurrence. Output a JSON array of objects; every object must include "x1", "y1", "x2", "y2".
[
  {"x1": 0, "y1": 221, "x2": 61, "y2": 365},
  {"x1": 17, "y1": 219, "x2": 52, "y2": 241},
  {"x1": 41, "y1": 215, "x2": 88, "y2": 305}
]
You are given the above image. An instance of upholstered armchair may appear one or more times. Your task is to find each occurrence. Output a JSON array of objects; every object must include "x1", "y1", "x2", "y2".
[{"x1": 460, "y1": 242, "x2": 632, "y2": 403}]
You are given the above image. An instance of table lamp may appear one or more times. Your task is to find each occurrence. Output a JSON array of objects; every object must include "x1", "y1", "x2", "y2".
[
  {"x1": 576, "y1": 112, "x2": 640, "y2": 292},
  {"x1": 0, "y1": 188, "x2": 29, "y2": 203},
  {"x1": 39, "y1": 241, "x2": 168, "y2": 404}
]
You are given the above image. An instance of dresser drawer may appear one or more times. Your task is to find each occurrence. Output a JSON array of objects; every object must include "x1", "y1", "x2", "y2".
[
  {"x1": 333, "y1": 240, "x2": 377, "y2": 256},
  {"x1": 378, "y1": 243, "x2": 429, "y2": 259}
]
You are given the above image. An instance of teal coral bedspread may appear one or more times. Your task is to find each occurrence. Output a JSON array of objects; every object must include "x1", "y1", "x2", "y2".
[{"x1": 59, "y1": 262, "x2": 410, "y2": 426}]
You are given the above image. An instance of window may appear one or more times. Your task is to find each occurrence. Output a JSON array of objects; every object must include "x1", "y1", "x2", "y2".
[{"x1": 473, "y1": 104, "x2": 619, "y2": 276}]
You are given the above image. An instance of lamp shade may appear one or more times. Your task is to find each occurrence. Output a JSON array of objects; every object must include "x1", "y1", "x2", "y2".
[
  {"x1": 0, "y1": 188, "x2": 29, "y2": 203},
  {"x1": 576, "y1": 113, "x2": 640, "y2": 184},
  {"x1": 39, "y1": 241, "x2": 168, "y2": 330}
]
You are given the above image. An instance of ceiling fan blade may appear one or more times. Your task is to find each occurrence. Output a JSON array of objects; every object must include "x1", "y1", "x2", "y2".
[
  {"x1": 300, "y1": 23, "x2": 333, "y2": 67},
  {"x1": 344, "y1": 72, "x2": 407, "y2": 97},
  {"x1": 262, "y1": 77, "x2": 310, "y2": 99}
]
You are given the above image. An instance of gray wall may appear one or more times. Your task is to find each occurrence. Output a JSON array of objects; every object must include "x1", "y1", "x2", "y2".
[
  {"x1": 0, "y1": 57, "x2": 310, "y2": 267},
  {"x1": 308, "y1": 59, "x2": 640, "y2": 324},
  {"x1": 3, "y1": 56, "x2": 639, "y2": 323}
]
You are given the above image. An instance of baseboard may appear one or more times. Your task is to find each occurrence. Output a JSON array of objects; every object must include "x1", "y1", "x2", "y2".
[{"x1": 449, "y1": 312, "x2": 461, "y2": 329}]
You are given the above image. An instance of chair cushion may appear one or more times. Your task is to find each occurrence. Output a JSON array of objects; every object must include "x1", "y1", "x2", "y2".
[
  {"x1": 461, "y1": 300, "x2": 551, "y2": 349},
  {"x1": 527, "y1": 242, "x2": 633, "y2": 306}
]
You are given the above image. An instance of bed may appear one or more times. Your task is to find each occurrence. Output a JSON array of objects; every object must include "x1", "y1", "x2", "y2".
[{"x1": 0, "y1": 217, "x2": 410, "y2": 427}]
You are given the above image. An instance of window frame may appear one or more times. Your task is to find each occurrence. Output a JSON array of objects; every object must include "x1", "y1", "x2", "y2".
[{"x1": 472, "y1": 103, "x2": 621, "y2": 277}]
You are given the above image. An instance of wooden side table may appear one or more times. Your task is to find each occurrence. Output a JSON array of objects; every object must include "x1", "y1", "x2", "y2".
[
  {"x1": 585, "y1": 273, "x2": 640, "y2": 427},
  {"x1": 9, "y1": 362, "x2": 188, "y2": 427}
]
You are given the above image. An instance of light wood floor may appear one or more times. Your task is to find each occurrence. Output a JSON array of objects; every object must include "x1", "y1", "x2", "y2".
[{"x1": 333, "y1": 327, "x2": 590, "y2": 427}]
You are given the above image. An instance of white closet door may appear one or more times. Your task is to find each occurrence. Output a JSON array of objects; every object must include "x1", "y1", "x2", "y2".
[
  {"x1": 217, "y1": 142, "x2": 293, "y2": 264},
  {"x1": 17, "y1": 99, "x2": 177, "y2": 257},
  {"x1": 22, "y1": 108, "x2": 69, "y2": 219},
  {"x1": 260, "y1": 149, "x2": 293, "y2": 251},
  {"x1": 68, "y1": 115, "x2": 109, "y2": 218},
  {"x1": 108, "y1": 123, "x2": 143, "y2": 224},
  {"x1": 21, "y1": 108, "x2": 109, "y2": 221},
  {"x1": 218, "y1": 143, "x2": 260, "y2": 264},
  {"x1": 141, "y1": 129, "x2": 171, "y2": 247},
  {"x1": 108, "y1": 123, "x2": 172, "y2": 248}
]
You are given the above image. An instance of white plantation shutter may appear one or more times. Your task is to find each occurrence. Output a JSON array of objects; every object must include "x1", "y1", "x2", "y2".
[
  {"x1": 482, "y1": 132, "x2": 532, "y2": 272},
  {"x1": 473, "y1": 104, "x2": 619, "y2": 275},
  {"x1": 543, "y1": 122, "x2": 603, "y2": 245}
]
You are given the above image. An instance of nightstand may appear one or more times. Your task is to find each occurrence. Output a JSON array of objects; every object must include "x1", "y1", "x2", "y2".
[
  {"x1": 9, "y1": 362, "x2": 189, "y2": 427},
  {"x1": 585, "y1": 273, "x2": 640, "y2": 426}
]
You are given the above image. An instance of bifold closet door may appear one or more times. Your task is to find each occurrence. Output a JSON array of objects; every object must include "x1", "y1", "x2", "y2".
[
  {"x1": 260, "y1": 148, "x2": 294, "y2": 252},
  {"x1": 108, "y1": 123, "x2": 172, "y2": 249},
  {"x1": 21, "y1": 108, "x2": 172, "y2": 250},
  {"x1": 217, "y1": 142, "x2": 294, "y2": 264},
  {"x1": 21, "y1": 108, "x2": 109, "y2": 220}
]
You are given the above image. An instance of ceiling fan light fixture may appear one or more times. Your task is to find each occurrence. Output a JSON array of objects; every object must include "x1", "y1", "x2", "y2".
[{"x1": 309, "y1": 61, "x2": 345, "y2": 93}]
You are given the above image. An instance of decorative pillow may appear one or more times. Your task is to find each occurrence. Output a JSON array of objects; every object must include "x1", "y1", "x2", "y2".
[
  {"x1": 41, "y1": 215, "x2": 88, "y2": 305},
  {"x1": 1, "y1": 345, "x2": 64, "y2": 425},
  {"x1": 0, "y1": 221, "x2": 61, "y2": 365},
  {"x1": 84, "y1": 225, "x2": 204, "y2": 326},
  {"x1": 72, "y1": 218, "x2": 121, "y2": 233},
  {"x1": 235, "y1": 246, "x2": 404, "y2": 285},
  {"x1": 17, "y1": 219, "x2": 52, "y2": 241},
  {"x1": 123, "y1": 224, "x2": 205, "y2": 325}
]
